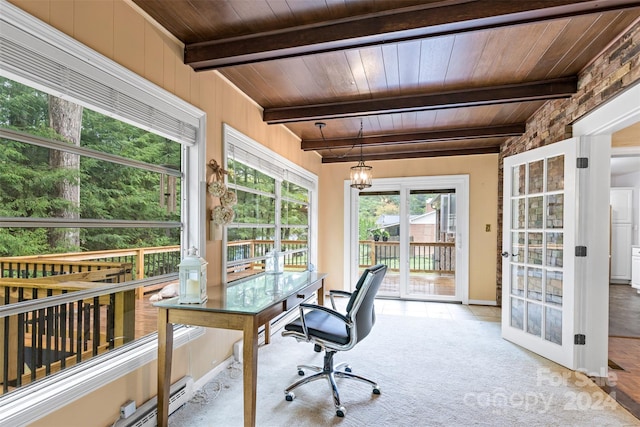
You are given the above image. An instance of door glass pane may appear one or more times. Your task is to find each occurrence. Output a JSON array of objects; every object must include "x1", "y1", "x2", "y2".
[
  {"x1": 527, "y1": 232, "x2": 543, "y2": 265},
  {"x1": 527, "y1": 267, "x2": 543, "y2": 301},
  {"x1": 407, "y1": 190, "x2": 456, "y2": 298},
  {"x1": 546, "y1": 155, "x2": 564, "y2": 192},
  {"x1": 358, "y1": 192, "x2": 400, "y2": 296},
  {"x1": 511, "y1": 265, "x2": 524, "y2": 297},
  {"x1": 511, "y1": 298, "x2": 524, "y2": 330},
  {"x1": 512, "y1": 198, "x2": 525, "y2": 229},
  {"x1": 527, "y1": 302, "x2": 542, "y2": 337},
  {"x1": 512, "y1": 164, "x2": 526, "y2": 196},
  {"x1": 546, "y1": 270, "x2": 563, "y2": 306},
  {"x1": 545, "y1": 307, "x2": 562, "y2": 345},
  {"x1": 528, "y1": 160, "x2": 544, "y2": 194},
  {"x1": 512, "y1": 232, "x2": 525, "y2": 261},
  {"x1": 546, "y1": 194, "x2": 564, "y2": 229},
  {"x1": 528, "y1": 196, "x2": 543, "y2": 229},
  {"x1": 546, "y1": 232, "x2": 563, "y2": 267}
]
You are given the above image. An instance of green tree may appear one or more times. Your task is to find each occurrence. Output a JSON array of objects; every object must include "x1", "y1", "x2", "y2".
[
  {"x1": 48, "y1": 95, "x2": 83, "y2": 251},
  {"x1": 0, "y1": 77, "x2": 181, "y2": 256}
]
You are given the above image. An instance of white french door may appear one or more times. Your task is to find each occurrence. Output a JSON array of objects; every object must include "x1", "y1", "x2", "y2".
[
  {"x1": 501, "y1": 136, "x2": 610, "y2": 372},
  {"x1": 502, "y1": 139, "x2": 576, "y2": 368}
]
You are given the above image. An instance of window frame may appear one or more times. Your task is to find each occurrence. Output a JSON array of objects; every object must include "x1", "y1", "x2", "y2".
[{"x1": 222, "y1": 124, "x2": 318, "y2": 282}]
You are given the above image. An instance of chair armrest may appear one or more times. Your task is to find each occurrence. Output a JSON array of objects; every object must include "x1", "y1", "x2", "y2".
[
  {"x1": 329, "y1": 290, "x2": 352, "y2": 310},
  {"x1": 329, "y1": 290, "x2": 352, "y2": 297},
  {"x1": 297, "y1": 303, "x2": 351, "y2": 339},
  {"x1": 299, "y1": 303, "x2": 350, "y2": 323}
]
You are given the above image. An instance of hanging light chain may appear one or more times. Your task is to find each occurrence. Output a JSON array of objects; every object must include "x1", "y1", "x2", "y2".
[{"x1": 350, "y1": 120, "x2": 372, "y2": 190}]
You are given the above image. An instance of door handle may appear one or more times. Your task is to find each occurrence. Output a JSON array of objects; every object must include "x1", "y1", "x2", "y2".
[{"x1": 501, "y1": 251, "x2": 516, "y2": 258}]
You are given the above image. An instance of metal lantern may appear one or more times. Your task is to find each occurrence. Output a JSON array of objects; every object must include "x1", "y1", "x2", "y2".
[
  {"x1": 178, "y1": 246, "x2": 208, "y2": 304},
  {"x1": 350, "y1": 157, "x2": 373, "y2": 190}
]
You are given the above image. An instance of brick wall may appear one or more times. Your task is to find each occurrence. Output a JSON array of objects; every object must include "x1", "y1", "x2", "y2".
[{"x1": 496, "y1": 19, "x2": 640, "y2": 305}]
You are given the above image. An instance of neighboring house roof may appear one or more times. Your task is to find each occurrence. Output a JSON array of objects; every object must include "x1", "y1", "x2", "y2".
[
  {"x1": 411, "y1": 211, "x2": 436, "y2": 225},
  {"x1": 376, "y1": 215, "x2": 400, "y2": 227},
  {"x1": 374, "y1": 212, "x2": 436, "y2": 230}
]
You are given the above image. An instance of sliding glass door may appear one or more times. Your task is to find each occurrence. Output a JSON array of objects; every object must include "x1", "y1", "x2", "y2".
[{"x1": 351, "y1": 176, "x2": 468, "y2": 302}]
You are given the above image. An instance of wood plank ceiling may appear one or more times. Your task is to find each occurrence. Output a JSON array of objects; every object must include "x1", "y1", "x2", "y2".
[{"x1": 132, "y1": 0, "x2": 640, "y2": 162}]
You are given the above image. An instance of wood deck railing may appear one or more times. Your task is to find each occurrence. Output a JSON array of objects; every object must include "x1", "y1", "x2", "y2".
[
  {"x1": 0, "y1": 246, "x2": 181, "y2": 396},
  {"x1": 0, "y1": 268, "x2": 135, "y2": 394},
  {"x1": 225, "y1": 239, "x2": 455, "y2": 278},
  {"x1": 358, "y1": 240, "x2": 455, "y2": 273},
  {"x1": 226, "y1": 240, "x2": 308, "y2": 279},
  {"x1": 3, "y1": 245, "x2": 180, "y2": 281},
  {"x1": 2, "y1": 245, "x2": 181, "y2": 298}
]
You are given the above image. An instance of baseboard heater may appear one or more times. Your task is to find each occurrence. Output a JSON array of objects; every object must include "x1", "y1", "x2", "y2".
[{"x1": 114, "y1": 376, "x2": 193, "y2": 427}]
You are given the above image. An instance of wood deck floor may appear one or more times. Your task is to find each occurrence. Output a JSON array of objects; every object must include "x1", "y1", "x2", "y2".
[{"x1": 379, "y1": 272, "x2": 455, "y2": 297}]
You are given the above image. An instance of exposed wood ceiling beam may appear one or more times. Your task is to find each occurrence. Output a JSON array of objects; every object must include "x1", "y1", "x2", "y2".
[
  {"x1": 185, "y1": 0, "x2": 640, "y2": 70},
  {"x1": 302, "y1": 124, "x2": 525, "y2": 151},
  {"x1": 321, "y1": 146, "x2": 500, "y2": 163},
  {"x1": 265, "y1": 77, "x2": 577, "y2": 124}
]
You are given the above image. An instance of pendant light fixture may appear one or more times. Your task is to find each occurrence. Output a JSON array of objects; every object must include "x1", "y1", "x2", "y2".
[
  {"x1": 349, "y1": 120, "x2": 372, "y2": 190},
  {"x1": 314, "y1": 120, "x2": 372, "y2": 190}
]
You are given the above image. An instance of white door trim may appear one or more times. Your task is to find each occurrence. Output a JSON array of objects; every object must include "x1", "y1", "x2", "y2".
[
  {"x1": 573, "y1": 82, "x2": 640, "y2": 136},
  {"x1": 571, "y1": 83, "x2": 640, "y2": 376},
  {"x1": 574, "y1": 136, "x2": 611, "y2": 375}
]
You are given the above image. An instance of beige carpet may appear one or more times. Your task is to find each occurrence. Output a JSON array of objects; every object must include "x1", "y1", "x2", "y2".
[{"x1": 169, "y1": 309, "x2": 640, "y2": 426}]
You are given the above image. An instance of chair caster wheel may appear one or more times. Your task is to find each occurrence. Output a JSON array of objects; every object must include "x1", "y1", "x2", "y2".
[
  {"x1": 285, "y1": 392, "x2": 295, "y2": 401},
  {"x1": 373, "y1": 387, "x2": 381, "y2": 395},
  {"x1": 297, "y1": 369, "x2": 305, "y2": 376},
  {"x1": 336, "y1": 407, "x2": 346, "y2": 417}
]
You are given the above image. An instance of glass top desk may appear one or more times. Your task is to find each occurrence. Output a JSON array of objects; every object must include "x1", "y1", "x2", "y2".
[{"x1": 155, "y1": 271, "x2": 327, "y2": 427}]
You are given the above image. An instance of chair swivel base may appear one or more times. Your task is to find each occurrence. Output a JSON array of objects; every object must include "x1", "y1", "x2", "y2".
[{"x1": 283, "y1": 350, "x2": 381, "y2": 417}]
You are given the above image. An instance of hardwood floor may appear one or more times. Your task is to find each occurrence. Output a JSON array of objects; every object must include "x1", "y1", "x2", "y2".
[{"x1": 607, "y1": 284, "x2": 640, "y2": 419}]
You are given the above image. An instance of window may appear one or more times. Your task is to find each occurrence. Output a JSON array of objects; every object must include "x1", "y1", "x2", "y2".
[
  {"x1": 0, "y1": 78, "x2": 182, "y2": 256},
  {"x1": 0, "y1": 3, "x2": 205, "y2": 422},
  {"x1": 223, "y1": 125, "x2": 317, "y2": 282}
]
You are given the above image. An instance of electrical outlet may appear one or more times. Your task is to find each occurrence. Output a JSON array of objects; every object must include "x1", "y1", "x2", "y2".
[
  {"x1": 120, "y1": 400, "x2": 136, "y2": 419},
  {"x1": 485, "y1": 224, "x2": 491, "y2": 232}
]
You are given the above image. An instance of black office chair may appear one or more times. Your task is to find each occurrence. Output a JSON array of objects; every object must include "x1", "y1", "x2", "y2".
[{"x1": 282, "y1": 264, "x2": 388, "y2": 417}]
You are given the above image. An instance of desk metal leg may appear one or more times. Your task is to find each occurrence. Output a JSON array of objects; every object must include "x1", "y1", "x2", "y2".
[
  {"x1": 243, "y1": 317, "x2": 258, "y2": 427},
  {"x1": 157, "y1": 308, "x2": 173, "y2": 427}
]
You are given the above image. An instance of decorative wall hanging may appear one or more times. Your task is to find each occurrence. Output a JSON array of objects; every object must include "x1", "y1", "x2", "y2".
[{"x1": 207, "y1": 159, "x2": 236, "y2": 240}]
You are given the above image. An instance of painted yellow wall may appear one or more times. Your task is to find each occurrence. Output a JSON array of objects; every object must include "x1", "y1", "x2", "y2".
[
  {"x1": 319, "y1": 155, "x2": 499, "y2": 302},
  {"x1": 8, "y1": 0, "x2": 497, "y2": 424},
  {"x1": 612, "y1": 122, "x2": 640, "y2": 147}
]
